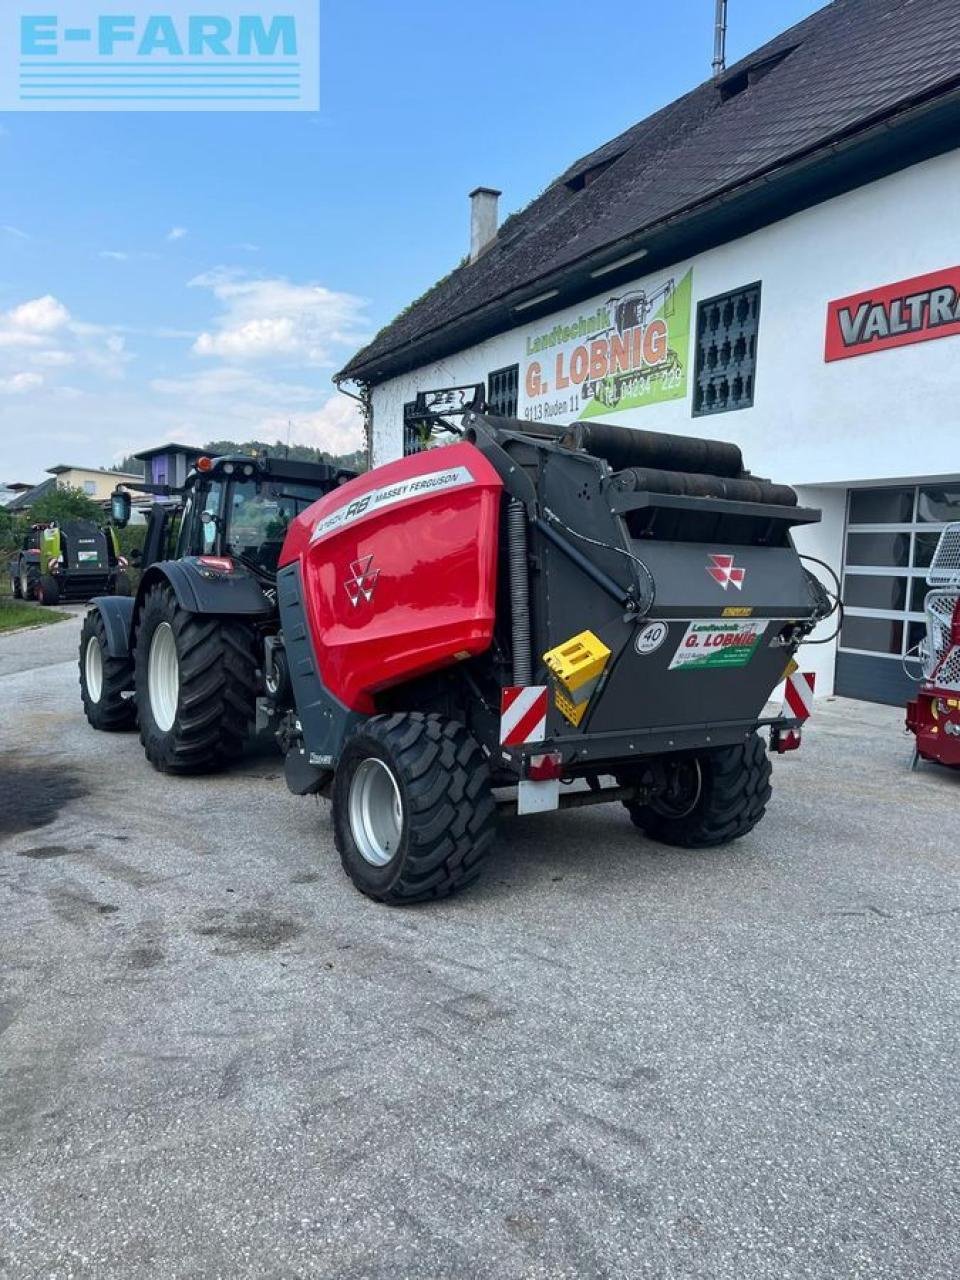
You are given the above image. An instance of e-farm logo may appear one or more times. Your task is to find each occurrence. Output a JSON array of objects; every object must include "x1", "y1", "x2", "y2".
[{"x1": 2, "y1": 2, "x2": 319, "y2": 111}]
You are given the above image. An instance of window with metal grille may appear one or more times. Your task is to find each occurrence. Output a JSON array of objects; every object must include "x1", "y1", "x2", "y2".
[
  {"x1": 403, "y1": 400, "x2": 428, "y2": 456},
  {"x1": 487, "y1": 364, "x2": 519, "y2": 417},
  {"x1": 692, "y1": 283, "x2": 761, "y2": 416}
]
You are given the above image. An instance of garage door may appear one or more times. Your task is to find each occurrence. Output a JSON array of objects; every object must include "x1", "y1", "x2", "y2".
[{"x1": 836, "y1": 483, "x2": 960, "y2": 706}]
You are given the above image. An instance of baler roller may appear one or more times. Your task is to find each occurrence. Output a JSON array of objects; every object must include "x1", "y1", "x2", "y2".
[
  {"x1": 609, "y1": 467, "x2": 798, "y2": 507},
  {"x1": 563, "y1": 420, "x2": 744, "y2": 478}
]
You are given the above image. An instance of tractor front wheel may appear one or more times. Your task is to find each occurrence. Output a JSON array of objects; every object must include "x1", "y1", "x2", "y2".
[
  {"x1": 333, "y1": 713, "x2": 497, "y2": 904},
  {"x1": 79, "y1": 610, "x2": 136, "y2": 731},
  {"x1": 134, "y1": 582, "x2": 258, "y2": 773},
  {"x1": 626, "y1": 733, "x2": 772, "y2": 848}
]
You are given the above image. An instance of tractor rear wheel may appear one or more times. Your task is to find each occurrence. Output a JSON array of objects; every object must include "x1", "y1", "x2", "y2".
[
  {"x1": 79, "y1": 610, "x2": 136, "y2": 731},
  {"x1": 626, "y1": 733, "x2": 772, "y2": 848},
  {"x1": 134, "y1": 582, "x2": 258, "y2": 773},
  {"x1": 333, "y1": 713, "x2": 497, "y2": 904},
  {"x1": 37, "y1": 574, "x2": 61, "y2": 606},
  {"x1": 11, "y1": 572, "x2": 22, "y2": 599},
  {"x1": 19, "y1": 564, "x2": 35, "y2": 601}
]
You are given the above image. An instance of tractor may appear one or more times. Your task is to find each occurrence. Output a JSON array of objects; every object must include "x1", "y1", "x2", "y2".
[
  {"x1": 11, "y1": 518, "x2": 131, "y2": 605},
  {"x1": 78, "y1": 402, "x2": 836, "y2": 905},
  {"x1": 77, "y1": 450, "x2": 355, "y2": 766}
]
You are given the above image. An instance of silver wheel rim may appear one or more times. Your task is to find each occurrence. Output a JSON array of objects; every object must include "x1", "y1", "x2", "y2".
[
  {"x1": 148, "y1": 622, "x2": 180, "y2": 733},
  {"x1": 653, "y1": 759, "x2": 703, "y2": 819},
  {"x1": 84, "y1": 635, "x2": 104, "y2": 703},
  {"x1": 348, "y1": 758, "x2": 403, "y2": 867}
]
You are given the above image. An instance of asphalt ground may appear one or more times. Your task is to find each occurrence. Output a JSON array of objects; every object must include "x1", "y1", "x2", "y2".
[{"x1": 1, "y1": 611, "x2": 958, "y2": 1278}]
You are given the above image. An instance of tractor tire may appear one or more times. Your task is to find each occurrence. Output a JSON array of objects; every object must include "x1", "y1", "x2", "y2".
[
  {"x1": 626, "y1": 733, "x2": 772, "y2": 848},
  {"x1": 134, "y1": 582, "x2": 258, "y2": 774},
  {"x1": 19, "y1": 564, "x2": 36, "y2": 601},
  {"x1": 79, "y1": 610, "x2": 136, "y2": 731},
  {"x1": 11, "y1": 572, "x2": 22, "y2": 599},
  {"x1": 333, "y1": 713, "x2": 497, "y2": 905},
  {"x1": 37, "y1": 575, "x2": 61, "y2": 606}
]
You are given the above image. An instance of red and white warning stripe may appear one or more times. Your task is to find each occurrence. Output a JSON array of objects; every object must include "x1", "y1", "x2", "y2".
[
  {"x1": 500, "y1": 685, "x2": 548, "y2": 746},
  {"x1": 783, "y1": 671, "x2": 815, "y2": 721}
]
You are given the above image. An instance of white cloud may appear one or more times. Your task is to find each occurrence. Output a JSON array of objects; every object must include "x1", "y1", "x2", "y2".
[
  {"x1": 6, "y1": 295, "x2": 70, "y2": 333},
  {"x1": 189, "y1": 269, "x2": 369, "y2": 366},
  {"x1": 259, "y1": 395, "x2": 364, "y2": 455},
  {"x1": 100, "y1": 250, "x2": 130, "y2": 262},
  {"x1": 167, "y1": 227, "x2": 188, "y2": 242},
  {"x1": 1, "y1": 224, "x2": 28, "y2": 239},
  {"x1": 0, "y1": 371, "x2": 43, "y2": 394},
  {"x1": 29, "y1": 349, "x2": 76, "y2": 368}
]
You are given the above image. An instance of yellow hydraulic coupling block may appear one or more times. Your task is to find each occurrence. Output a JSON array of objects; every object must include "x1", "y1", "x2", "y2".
[{"x1": 543, "y1": 630, "x2": 611, "y2": 727}]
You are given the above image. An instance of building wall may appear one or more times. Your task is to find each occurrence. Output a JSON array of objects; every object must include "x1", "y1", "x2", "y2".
[
  {"x1": 53, "y1": 469, "x2": 142, "y2": 501},
  {"x1": 370, "y1": 147, "x2": 960, "y2": 489}
]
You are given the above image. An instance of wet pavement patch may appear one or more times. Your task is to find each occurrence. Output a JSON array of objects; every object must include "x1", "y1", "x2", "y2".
[
  {"x1": 0, "y1": 755, "x2": 86, "y2": 840},
  {"x1": 17, "y1": 845, "x2": 75, "y2": 860},
  {"x1": 195, "y1": 908, "x2": 302, "y2": 954}
]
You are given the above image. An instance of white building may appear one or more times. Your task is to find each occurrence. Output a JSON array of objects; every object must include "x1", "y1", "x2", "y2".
[{"x1": 338, "y1": 0, "x2": 960, "y2": 706}]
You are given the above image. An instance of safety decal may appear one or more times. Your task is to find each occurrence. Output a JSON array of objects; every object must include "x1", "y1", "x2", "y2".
[
  {"x1": 634, "y1": 620, "x2": 669, "y2": 655},
  {"x1": 310, "y1": 465, "x2": 475, "y2": 544},
  {"x1": 500, "y1": 686, "x2": 548, "y2": 746},
  {"x1": 783, "y1": 671, "x2": 815, "y2": 720},
  {"x1": 668, "y1": 619, "x2": 764, "y2": 671}
]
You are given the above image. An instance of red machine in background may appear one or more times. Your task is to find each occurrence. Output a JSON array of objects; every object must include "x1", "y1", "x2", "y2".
[{"x1": 906, "y1": 523, "x2": 960, "y2": 768}]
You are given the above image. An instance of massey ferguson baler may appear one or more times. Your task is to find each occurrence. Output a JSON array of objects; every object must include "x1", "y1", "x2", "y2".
[{"x1": 267, "y1": 409, "x2": 831, "y2": 903}]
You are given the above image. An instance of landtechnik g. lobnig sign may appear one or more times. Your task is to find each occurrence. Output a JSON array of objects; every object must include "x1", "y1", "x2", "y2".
[{"x1": 1, "y1": 2, "x2": 318, "y2": 110}]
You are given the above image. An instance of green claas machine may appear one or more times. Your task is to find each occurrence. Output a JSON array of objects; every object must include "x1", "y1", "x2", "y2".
[{"x1": 10, "y1": 518, "x2": 131, "y2": 606}]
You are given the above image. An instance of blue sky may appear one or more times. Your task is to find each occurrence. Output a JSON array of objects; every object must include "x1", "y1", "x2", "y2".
[{"x1": 0, "y1": 0, "x2": 827, "y2": 479}]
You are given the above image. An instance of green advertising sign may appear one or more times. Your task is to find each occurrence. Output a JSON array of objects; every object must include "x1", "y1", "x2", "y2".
[{"x1": 520, "y1": 268, "x2": 692, "y2": 423}]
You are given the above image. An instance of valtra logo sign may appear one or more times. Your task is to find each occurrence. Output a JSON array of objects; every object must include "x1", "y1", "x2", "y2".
[{"x1": 825, "y1": 266, "x2": 960, "y2": 361}]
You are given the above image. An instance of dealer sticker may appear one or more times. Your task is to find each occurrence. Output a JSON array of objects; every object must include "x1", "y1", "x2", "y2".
[{"x1": 668, "y1": 619, "x2": 764, "y2": 671}]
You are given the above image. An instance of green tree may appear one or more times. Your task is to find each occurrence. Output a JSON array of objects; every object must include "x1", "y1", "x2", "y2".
[
  {"x1": 110, "y1": 455, "x2": 145, "y2": 477},
  {"x1": 30, "y1": 485, "x2": 103, "y2": 524}
]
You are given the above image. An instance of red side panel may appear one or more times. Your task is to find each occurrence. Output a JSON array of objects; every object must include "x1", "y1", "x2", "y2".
[{"x1": 280, "y1": 442, "x2": 503, "y2": 713}]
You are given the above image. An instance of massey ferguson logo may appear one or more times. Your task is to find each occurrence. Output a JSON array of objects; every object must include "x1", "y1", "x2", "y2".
[
  {"x1": 707, "y1": 553, "x2": 745, "y2": 591},
  {"x1": 344, "y1": 555, "x2": 379, "y2": 607}
]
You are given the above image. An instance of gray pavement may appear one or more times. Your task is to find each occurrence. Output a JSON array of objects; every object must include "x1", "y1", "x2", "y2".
[{"x1": 1, "y1": 613, "x2": 958, "y2": 1278}]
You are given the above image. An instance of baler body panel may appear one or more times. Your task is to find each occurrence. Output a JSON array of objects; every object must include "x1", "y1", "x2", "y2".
[{"x1": 280, "y1": 442, "x2": 503, "y2": 713}]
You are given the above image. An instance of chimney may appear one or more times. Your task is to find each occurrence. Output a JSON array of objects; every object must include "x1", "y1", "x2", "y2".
[
  {"x1": 469, "y1": 187, "x2": 501, "y2": 262},
  {"x1": 712, "y1": 0, "x2": 728, "y2": 77}
]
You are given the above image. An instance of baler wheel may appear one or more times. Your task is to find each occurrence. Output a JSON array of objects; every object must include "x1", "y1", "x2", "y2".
[
  {"x1": 627, "y1": 733, "x2": 772, "y2": 848},
  {"x1": 37, "y1": 574, "x2": 61, "y2": 606},
  {"x1": 333, "y1": 713, "x2": 497, "y2": 904},
  {"x1": 79, "y1": 609, "x2": 136, "y2": 731},
  {"x1": 134, "y1": 582, "x2": 258, "y2": 773}
]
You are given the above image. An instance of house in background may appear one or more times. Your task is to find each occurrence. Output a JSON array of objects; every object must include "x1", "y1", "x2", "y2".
[
  {"x1": 338, "y1": 0, "x2": 960, "y2": 707},
  {"x1": 134, "y1": 443, "x2": 204, "y2": 490},
  {"x1": 6, "y1": 465, "x2": 144, "y2": 512}
]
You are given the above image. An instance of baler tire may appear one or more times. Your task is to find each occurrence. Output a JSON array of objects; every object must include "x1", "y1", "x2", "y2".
[
  {"x1": 333, "y1": 713, "x2": 497, "y2": 905},
  {"x1": 79, "y1": 610, "x2": 136, "y2": 732},
  {"x1": 37, "y1": 575, "x2": 61, "y2": 606},
  {"x1": 134, "y1": 582, "x2": 258, "y2": 774},
  {"x1": 627, "y1": 733, "x2": 772, "y2": 848}
]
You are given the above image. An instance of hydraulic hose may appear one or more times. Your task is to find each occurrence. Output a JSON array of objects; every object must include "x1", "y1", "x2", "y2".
[{"x1": 507, "y1": 499, "x2": 533, "y2": 686}]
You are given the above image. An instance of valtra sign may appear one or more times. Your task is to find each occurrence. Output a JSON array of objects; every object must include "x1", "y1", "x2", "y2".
[{"x1": 825, "y1": 266, "x2": 960, "y2": 361}]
